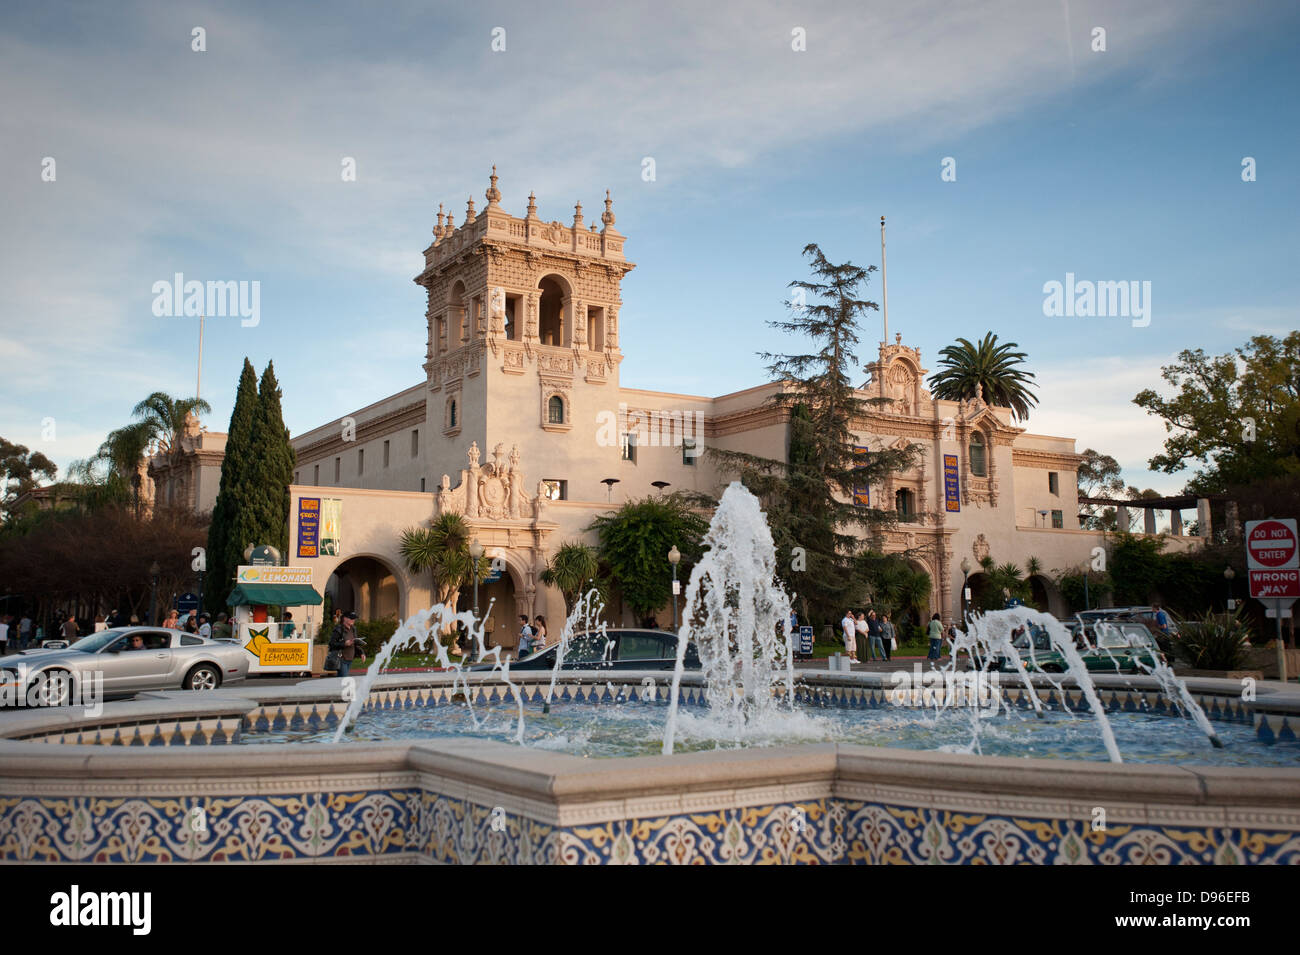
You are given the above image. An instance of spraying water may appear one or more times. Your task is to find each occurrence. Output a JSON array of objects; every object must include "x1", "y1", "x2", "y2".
[
  {"x1": 331, "y1": 599, "x2": 528, "y2": 743},
  {"x1": 947, "y1": 607, "x2": 1124, "y2": 763},
  {"x1": 663, "y1": 482, "x2": 794, "y2": 755},
  {"x1": 543, "y1": 589, "x2": 611, "y2": 714}
]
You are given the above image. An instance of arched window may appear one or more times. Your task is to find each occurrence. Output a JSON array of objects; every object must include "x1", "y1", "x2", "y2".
[
  {"x1": 969, "y1": 432, "x2": 987, "y2": 477},
  {"x1": 548, "y1": 395, "x2": 564, "y2": 424},
  {"x1": 895, "y1": 488, "x2": 915, "y2": 519}
]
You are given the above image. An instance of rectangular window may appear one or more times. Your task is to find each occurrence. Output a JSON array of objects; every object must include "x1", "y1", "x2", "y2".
[
  {"x1": 620, "y1": 432, "x2": 637, "y2": 464},
  {"x1": 682, "y1": 437, "x2": 697, "y2": 466},
  {"x1": 1048, "y1": 472, "x2": 1059, "y2": 496},
  {"x1": 542, "y1": 479, "x2": 567, "y2": 501},
  {"x1": 1052, "y1": 509, "x2": 1063, "y2": 529},
  {"x1": 313, "y1": 464, "x2": 319, "y2": 485},
  {"x1": 383, "y1": 440, "x2": 390, "y2": 468},
  {"x1": 420, "y1": 477, "x2": 426, "y2": 492},
  {"x1": 411, "y1": 429, "x2": 419, "y2": 457},
  {"x1": 358, "y1": 449, "x2": 364, "y2": 474},
  {"x1": 334, "y1": 457, "x2": 340, "y2": 482},
  {"x1": 294, "y1": 471, "x2": 299, "y2": 484}
]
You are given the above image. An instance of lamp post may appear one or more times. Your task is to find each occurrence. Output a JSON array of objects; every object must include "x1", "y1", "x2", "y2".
[
  {"x1": 668, "y1": 546, "x2": 681, "y2": 631},
  {"x1": 469, "y1": 538, "x2": 484, "y2": 621},
  {"x1": 148, "y1": 561, "x2": 161, "y2": 626},
  {"x1": 959, "y1": 558, "x2": 971, "y2": 627},
  {"x1": 1224, "y1": 566, "x2": 1236, "y2": 611}
]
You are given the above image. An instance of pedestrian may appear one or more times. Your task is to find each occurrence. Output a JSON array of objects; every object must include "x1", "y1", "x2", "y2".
[
  {"x1": 927, "y1": 612, "x2": 944, "y2": 665},
  {"x1": 0, "y1": 615, "x2": 9, "y2": 655},
  {"x1": 198, "y1": 614, "x2": 212, "y2": 639},
  {"x1": 1153, "y1": 603, "x2": 1170, "y2": 637},
  {"x1": 280, "y1": 611, "x2": 295, "y2": 639},
  {"x1": 18, "y1": 614, "x2": 32, "y2": 650},
  {"x1": 61, "y1": 612, "x2": 79, "y2": 644},
  {"x1": 517, "y1": 614, "x2": 535, "y2": 658},
  {"x1": 93, "y1": 614, "x2": 107, "y2": 633},
  {"x1": 868, "y1": 610, "x2": 888, "y2": 662},
  {"x1": 213, "y1": 613, "x2": 233, "y2": 641},
  {"x1": 840, "y1": 609, "x2": 857, "y2": 663},
  {"x1": 163, "y1": 610, "x2": 180, "y2": 629},
  {"x1": 184, "y1": 615, "x2": 199, "y2": 635},
  {"x1": 533, "y1": 616, "x2": 548, "y2": 649},
  {"x1": 329, "y1": 611, "x2": 365, "y2": 677},
  {"x1": 855, "y1": 611, "x2": 869, "y2": 662},
  {"x1": 882, "y1": 613, "x2": 897, "y2": 657}
]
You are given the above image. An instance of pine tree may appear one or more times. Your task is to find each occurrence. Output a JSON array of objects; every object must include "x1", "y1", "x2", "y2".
[
  {"x1": 706, "y1": 244, "x2": 916, "y2": 625},
  {"x1": 204, "y1": 359, "x2": 260, "y2": 610}
]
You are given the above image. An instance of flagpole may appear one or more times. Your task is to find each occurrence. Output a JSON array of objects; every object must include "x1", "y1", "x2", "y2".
[
  {"x1": 197, "y1": 311, "x2": 204, "y2": 408},
  {"x1": 880, "y1": 216, "x2": 889, "y2": 344}
]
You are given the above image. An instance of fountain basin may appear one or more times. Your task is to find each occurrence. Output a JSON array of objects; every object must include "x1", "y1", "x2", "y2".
[{"x1": 1, "y1": 670, "x2": 1297, "y2": 864}]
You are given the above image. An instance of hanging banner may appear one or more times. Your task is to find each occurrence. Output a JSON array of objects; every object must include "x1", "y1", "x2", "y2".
[
  {"x1": 320, "y1": 498, "x2": 342, "y2": 556},
  {"x1": 297, "y1": 497, "x2": 320, "y2": 558},
  {"x1": 943, "y1": 454, "x2": 961, "y2": 512},
  {"x1": 853, "y1": 446, "x2": 870, "y2": 506}
]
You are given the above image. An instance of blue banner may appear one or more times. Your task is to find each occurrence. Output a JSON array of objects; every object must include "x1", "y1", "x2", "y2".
[
  {"x1": 297, "y1": 497, "x2": 321, "y2": 558},
  {"x1": 943, "y1": 454, "x2": 961, "y2": 512}
]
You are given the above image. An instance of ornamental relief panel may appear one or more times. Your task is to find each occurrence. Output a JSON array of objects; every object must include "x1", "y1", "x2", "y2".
[{"x1": 537, "y1": 353, "x2": 575, "y2": 376}]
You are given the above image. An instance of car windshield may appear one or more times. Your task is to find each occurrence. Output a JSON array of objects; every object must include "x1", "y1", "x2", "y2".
[
  {"x1": 67, "y1": 629, "x2": 130, "y2": 653},
  {"x1": 1011, "y1": 628, "x2": 1051, "y2": 652},
  {"x1": 1093, "y1": 622, "x2": 1155, "y2": 649}
]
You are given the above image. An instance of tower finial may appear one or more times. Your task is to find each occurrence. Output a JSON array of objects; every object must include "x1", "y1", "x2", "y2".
[
  {"x1": 485, "y1": 165, "x2": 501, "y2": 206},
  {"x1": 572, "y1": 200, "x2": 584, "y2": 229},
  {"x1": 435, "y1": 202, "x2": 445, "y2": 238},
  {"x1": 465, "y1": 195, "x2": 476, "y2": 224},
  {"x1": 526, "y1": 191, "x2": 537, "y2": 218},
  {"x1": 601, "y1": 189, "x2": 615, "y2": 229}
]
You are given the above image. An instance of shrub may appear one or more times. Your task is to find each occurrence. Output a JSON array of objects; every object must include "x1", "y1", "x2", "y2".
[{"x1": 1178, "y1": 611, "x2": 1253, "y2": 671}]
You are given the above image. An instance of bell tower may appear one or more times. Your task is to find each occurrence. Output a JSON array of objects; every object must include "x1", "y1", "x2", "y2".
[{"x1": 413, "y1": 170, "x2": 636, "y2": 499}]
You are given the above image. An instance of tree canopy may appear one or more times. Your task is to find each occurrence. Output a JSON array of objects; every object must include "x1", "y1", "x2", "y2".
[
  {"x1": 588, "y1": 494, "x2": 708, "y2": 623},
  {"x1": 927, "y1": 332, "x2": 1039, "y2": 421},
  {"x1": 1133, "y1": 332, "x2": 1300, "y2": 494}
]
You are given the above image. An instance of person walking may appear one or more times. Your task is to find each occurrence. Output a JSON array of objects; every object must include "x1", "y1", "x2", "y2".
[
  {"x1": 855, "y1": 612, "x2": 869, "y2": 663},
  {"x1": 329, "y1": 611, "x2": 365, "y2": 677},
  {"x1": 93, "y1": 614, "x2": 107, "y2": 633},
  {"x1": 868, "y1": 610, "x2": 888, "y2": 662},
  {"x1": 927, "y1": 613, "x2": 944, "y2": 666},
  {"x1": 0, "y1": 616, "x2": 9, "y2": 656},
  {"x1": 61, "y1": 612, "x2": 79, "y2": 644},
  {"x1": 517, "y1": 614, "x2": 536, "y2": 658},
  {"x1": 841, "y1": 610, "x2": 857, "y2": 663},
  {"x1": 532, "y1": 616, "x2": 548, "y2": 649},
  {"x1": 18, "y1": 614, "x2": 32, "y2": 650}
]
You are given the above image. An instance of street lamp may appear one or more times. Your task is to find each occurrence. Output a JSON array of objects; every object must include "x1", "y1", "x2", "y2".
[
  {"x1": 469, "y1": 538, "x2": 484, "y2": 623},
  {"x1": 668, "y1": 545, "x2": 681, "y2": 631},
  {"x1": 148, "y1": 560, "x2": 161, "y2": 626},
  {"x1": 1224, "y1": 566, "x2": 1236, "y2": 611},
  {"x1": 960, "y1": 557, "x2": 971, "y2": 627}
]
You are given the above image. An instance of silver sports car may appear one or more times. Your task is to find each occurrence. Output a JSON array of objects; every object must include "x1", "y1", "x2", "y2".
[{"x1": 0, "y1": 626, "x2": 249, "y2": 706}]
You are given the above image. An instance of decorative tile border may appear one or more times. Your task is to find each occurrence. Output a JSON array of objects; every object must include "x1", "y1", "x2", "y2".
[{"x1": 3, "y1": 787, "x2": 1297, "y2": 864}]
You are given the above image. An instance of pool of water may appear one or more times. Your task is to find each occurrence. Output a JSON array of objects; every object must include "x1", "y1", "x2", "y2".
[{"x1": 240, "y1": 700, "x2": 1300, "y2": 767}]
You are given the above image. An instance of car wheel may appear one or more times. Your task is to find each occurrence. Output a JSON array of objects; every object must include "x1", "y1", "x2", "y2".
[
  {"x1": 184, "y1": 664, "x2": 221, "y2": 691},
  {"x1": 34, "y1": 669, "x2": 73, "y2": 707}
]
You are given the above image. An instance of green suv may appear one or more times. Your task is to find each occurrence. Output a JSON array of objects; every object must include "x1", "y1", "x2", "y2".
[{"x1": 993, "y1": 621, "x2": 1164, "y2": 674}]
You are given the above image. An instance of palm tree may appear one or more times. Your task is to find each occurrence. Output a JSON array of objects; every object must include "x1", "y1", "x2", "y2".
[
  {"x1": 131, "y1": 392, "x2": 213, "y2": 458},
  {"x1": 927, "y1": 333, "x2": 1039, "y2": 421},
  {"x1": 398, "y1": 513, "x2": 489, "y2": 623},
  {"x1": 97, "y1": 422, "x2": 154, "y2": 515},
  {"x1": 540, "y1": 542, "x2": 601, "y2": 616}
]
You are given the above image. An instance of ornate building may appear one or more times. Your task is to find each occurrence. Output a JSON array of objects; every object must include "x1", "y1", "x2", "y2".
[{"x1": 285, "y1": 170, "x2": 1203, "y2": 644}]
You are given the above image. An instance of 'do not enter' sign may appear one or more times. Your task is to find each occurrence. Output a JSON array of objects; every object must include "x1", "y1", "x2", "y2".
[{"x1": 1246, "y1": 519, "x2": 1298, "y2": 570}]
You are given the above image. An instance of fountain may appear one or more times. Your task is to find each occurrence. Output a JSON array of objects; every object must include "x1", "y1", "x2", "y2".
[{"x1": 663, "y1": 481, "x2": 794, "y2": 754}]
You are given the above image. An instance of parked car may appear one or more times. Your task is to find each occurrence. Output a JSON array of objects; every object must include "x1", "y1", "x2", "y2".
[
  {"x1": 1075, "y1": 606, "x2": 1180, "y2": 638},
  {"x1": 474, "y1": 629, "x2": 701, "y2": 671},
  {"x1": 0, "y1": 627, "x2": 249, "y2": 706},
  {"x1": 993, "y1": 621, "x2": 1164, "y2": 674}
]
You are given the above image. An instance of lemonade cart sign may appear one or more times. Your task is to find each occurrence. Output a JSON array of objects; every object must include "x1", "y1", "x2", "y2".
[{"x1": 236, "y1": 565, "x2": 314, "y2": 585}]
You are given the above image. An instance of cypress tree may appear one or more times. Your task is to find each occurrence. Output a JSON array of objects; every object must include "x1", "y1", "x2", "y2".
[
  {"x1": 204, "y1": 359, "x2": 260, "y2": 610},
  {"x1": 249, "y1": 361, "x2": 295, "y2": 555}
]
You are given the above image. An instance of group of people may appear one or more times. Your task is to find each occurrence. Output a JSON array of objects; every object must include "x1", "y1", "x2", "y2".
[
  {"x1": 840, "y1": 609, "x2": 951, "y2": 665},
  {"x1": 0, "y1": 611, "x2": 84, "y2": 653},
  {"x1": 840, "y1": 609, "x2": 899, "y2": 663},
  {"x1": 516, "y1": 614, "x2": 549, "y2": 657}
]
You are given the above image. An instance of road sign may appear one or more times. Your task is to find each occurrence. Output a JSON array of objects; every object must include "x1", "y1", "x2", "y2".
[
  {"x1": 797, "y1": 626, "x2": 814, "y2": 656},
  {"x1": 1250, "y1": 568, "x2": 1300, "y2": 599},
  {"x1": 175, "y1": 592, "x2": 199, "y2": 612},
  {"x1": 1245, "y1": 519, "x2": 1298, "y2": 570}
]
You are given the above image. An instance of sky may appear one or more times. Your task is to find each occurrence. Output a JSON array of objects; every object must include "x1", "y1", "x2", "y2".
[{"x1": 3, "y1": 0, "x2": 1298, "y2": 496}]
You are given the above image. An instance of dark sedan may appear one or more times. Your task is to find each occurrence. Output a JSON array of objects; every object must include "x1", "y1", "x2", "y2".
[{"x1": 482, "y1": 629, "x2": 700, "y2": 671}]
